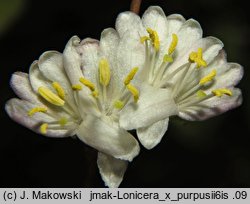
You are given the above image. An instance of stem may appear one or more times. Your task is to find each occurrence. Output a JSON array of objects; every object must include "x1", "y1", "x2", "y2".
[{"x1": 130, "y1": 0, "x2": 142, "y2": 14}]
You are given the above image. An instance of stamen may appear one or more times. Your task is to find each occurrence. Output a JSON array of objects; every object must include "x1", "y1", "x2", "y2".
[
  {"x1": 59, "y1": 117, "x2": 68, "y2": 126},
  {"x1": 124, "y1": 67, "x2": 139, "y2": 85},
  {"x1": 28, "y1": 107, "x2": 47, "y2": 116},
  {"x1": 40, "y1": 123, "x2": 48, "y2": 134},
  {"x1": 114, "y1": 100, "x2": 125, "y2": 109},
  {"x1": 168, "y1": 33, "x2": 178, "y2": 55},
  {"x1": 189, "y1": 48, "x2": 207, "y2": 68},
  {"x1": 79, "y1": 77, "x2": 95, "y2": 91},
  {"x1": 163, "y1": 54, "x2": 173, "y2": 63},
  {"x1": 146, "y1": 28, "x2": 160, "y2": 51},
  {"x1": 199, "y1": 69, "x2": 217, "y2": 85},
  {"x1": 92, "y1": 90, "x2": 99, "y2": 98},
  {"x1": 99, "y1": 58, "x2": 111, "y2": 86},
  {"x1": 52, "y1": 82, "x2": 65, "y2": 99},
  {"x1": 196, "y1": 90, "x2": 207, "y2": 98},
  {"x1": 126, "y1": 83, "x2": 139, "y2": 103},
  {"x1": 38, "y1": 87, "x2": 65, "y2": 106},
  {"x1": 140, "y1": 36, "x2": 150, "y2": 43},
  {"x1": 212, "y1": 89, "x2": 232, "y2": 97},
  {"x1": 72, "y1": 84, "x2": 82, "y2": 90}
]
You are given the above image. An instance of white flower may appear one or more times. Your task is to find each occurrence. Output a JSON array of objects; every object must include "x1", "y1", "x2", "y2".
[
  {"x1": 116, "y1": 6, "x2": 243, "y2": 149},
  {"x1": 5, "y1": 36, "x2": 140, "y2": 187}
]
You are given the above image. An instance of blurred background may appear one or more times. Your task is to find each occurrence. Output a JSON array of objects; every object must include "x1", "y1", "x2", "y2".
[{"x1": 0, "y1": 0, "x2": 249, "y2": 187}]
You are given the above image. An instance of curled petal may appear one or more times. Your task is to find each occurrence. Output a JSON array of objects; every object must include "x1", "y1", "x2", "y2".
[
  {"x1": 97, "y1": 152, "x2": 128, "y2": 188},
  {"x1": 76, "y1": 115, "x2": 140, "y2": 161},
  {"x1": 63, "y1": 36, "x2": 84, "y2": 84}
]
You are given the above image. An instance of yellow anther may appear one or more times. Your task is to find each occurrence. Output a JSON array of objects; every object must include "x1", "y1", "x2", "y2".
[
  {"x1": 59, "y1": 117, "x2": 68, "y2": 126},
  {"x1": 126, "y1": 83, "x2": 139, "y2": 103},
  {"x1": 163, "y1": 54, "x2": 173, "y2": 63},
  {"x1": 92, "y1": 90, "x2": 99, "y2": 98},
  {"x1": 99, "y1": 58, "x2": 111, "y2": 86},
  {"x1": 40, "y1": 123, "x2": 48, "y2": 134},
  {"x1": 199, "y1": 69, "x2": 217, "y2": 85},
  {"x1": 189, "y1": 52, "x2": 197, "y2": 62},
  {"x1": 196, "y1": 90, "x2": 207, "y2": 98},
  {"x1": 168, "y1": 33, "x2": 178, "y2": 55},
  {"x1": 38, "y1": 87, "x2": 65, "y2": 106},
  {"x1": 72, "y1": 84, "x2": 82, "y2": 91},
  {"x1": 114, "y1": 100, "x2": 125, "y2": 109},
  {"x1": 140, "y1": 36, "x2": 150, "y2": 43},
  {"x1": 28, "y1": 107, "x2": 47, "y2": 116},
  {"x1": 212, "y1": 89, "x2": 232, "y2": 97},
  {"x1": 189, "y1": 48, "x2": 207, "y2": 68},
  {"x1": 124, "y1": 67, "x2": 139, "y2": 85},
  {"x1": 52, "y1": 82, "x2": 65, "y2": 99},
  {"x1": 79, "y1": 77, "x2": 95, "y2": 91},
  {"x1": 146, "y1": 28, "x2": 160, "y2": 51}
]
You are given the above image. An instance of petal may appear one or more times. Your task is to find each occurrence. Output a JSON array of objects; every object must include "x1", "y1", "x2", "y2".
[
  {"x1": 99, "y1": 28, "x2": 121, "y2": 99},
  {"x1": 78, "y1": 38, "x2": 99, "y2": 84},
  {"x1": 137, "y1": 118, "x2": 169, "y2": 150},
  {"x1": 116, "y1": 29, "x2": 145, "y2": 85},
  {"x1": 99, "y1": 28, "x2": 119, "y2": 63},
  {"x1": 76, "y1": 115, "x2": 140, "y2": 161},
  {"x1": 10, "y1": 72, "x2": 41, "y2": 104},
  {"x1": 120, "y1": 84, "x2": 178, "y2": 129},
  {"x1": 63, "y1": 36, "x2": 84, "y2": 84},
  {"x1": 97, "y1": 152, "x2": 128, "y2": 188},
  {"x1": 29, "y1": 61, "x2": 50, "y2": 93},
  {"x1": 179, "y1": 88, "x2": 242, "y2": 121},
  {"x1": 5, "y1": 98, "x2": 73, "y2": 137},
  {"x1": 166, "y1": 14, "x2": 185, "y2": 35},
  {"x1": 166, "y1": 36, "x2": 223, "y2": 77},
  {"x1": 115, "y1": 11, "x2": 145, "y2": 37},
  {"x1": 214, "y1": 63, "x2": 243, "y2": 88},
  {"x1": 142, "y1": 6, "x2": 167, "y2": 42},
  {"x1": 38, "y1": 51, "x2": 78, "y2": 112},
  {"x1": 176, "y1": 19, "x2": 203, "y2": 52}
]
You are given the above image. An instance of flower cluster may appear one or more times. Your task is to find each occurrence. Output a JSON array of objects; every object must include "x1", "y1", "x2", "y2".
[{"x1": 6, "y1": 6, "x2": 243, "y2": 187}]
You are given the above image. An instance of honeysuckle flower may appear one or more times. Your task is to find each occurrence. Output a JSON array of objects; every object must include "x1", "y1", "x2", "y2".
[
  {"x1": 116, "y1": 6, "x2": 243, "y2": 149},
  {"x1": 5, "y1": 36, "x2": 140, "y2": 187}
]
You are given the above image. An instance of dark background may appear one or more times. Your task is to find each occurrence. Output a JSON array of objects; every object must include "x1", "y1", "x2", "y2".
[{"x1": 0, "y1": 0, "x2": 249, "y2": 187}]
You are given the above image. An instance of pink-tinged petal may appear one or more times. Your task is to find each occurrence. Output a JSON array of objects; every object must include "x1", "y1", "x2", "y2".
[
  {"x1": 10, "y1": 72, "x2": 41, "y2": 104},
  {"x1": 76, "y1": 114, "x2": 140, "y2": 161},
  {"x1": 214, "y1": 63, "x2": 244, "y2": 88},
  {"x1": 137, "y1": 118, "x2": 169, "y2": 150},
  {"x1": 5, "y1": 98, "x2": 75, "y2": 138},
  {"x1": 77, "y1": 38, "x2": 99, "y2": 84},
  {"x1": 97, "y1": 152, "x2": 128, "y2": 188},
  {"x1": 63, "y1": 36, "x2": 84, "y2": 84},
  {"x1": 179, "y1": 88, "x2": 242, "y2": 121}
]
